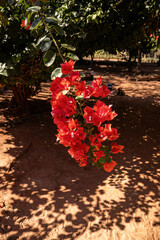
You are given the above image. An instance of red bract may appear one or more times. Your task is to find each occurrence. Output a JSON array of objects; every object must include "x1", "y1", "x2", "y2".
[
  {"x1": 83, "y1": 106, "x2": 95, "y2": 124},
  {"x1": 93, "y1": 100, "x2": 117, "y2": 122},
  {"x1": 100, "y1": 85, "x2": 111, "y2": 98},
  {"x1": 50, "y1": 77, "x2": 71, "y2": 94},
  {"x1": 103, "y1": 160, "x2": 117, "y2": 172},
  {"x1": 60, "y1": 60, "x2": 74, "y2": 74},
  {"x1": 68, "y1": 142, "x2": 90, "y2": 166},
  {"x1": 21, "y1": 20, "x2": 25, "y2": 28},
  {"x1": 54, "y1": 117, "x2": 69, "y2": 132},
  {"x1": 92, "y1": 77, "x2": 102, "y2": 87},
  {"x1": 98, "y1": 124, "x2": 119, "y2": 141},
  {"x1": 57, "y1": 118, "x2": 86, "y2": 147},
  {"x1": 70, "y1": 71, "x2": 81, "y2": 85},
  {"x1": 111, "y1": 142, "x2": 124, "y2": 154},
  {"x1": 21, "y1": 20, "x2": 31, "y2": 30},
  {"x1": 93, "y1": 150, "x2": 105, "y2": 160},
  {"x1": 89, "y1": 134, "x2": 102, "y2": 149},
  {"x1": 84, "y1": 101, "x2": 117, "y2": 127},
  {"x1": 75, "y1": 81, "x2": 86, "y2": 96},
  {"x1": 51, "y1": 94, "x2": 77, "y2": 118},
  {"x1": 83, "y1": 86, "x2": 94, "y2": 99}
]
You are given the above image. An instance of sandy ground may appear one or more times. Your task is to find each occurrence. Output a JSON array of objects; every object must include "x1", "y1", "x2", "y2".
[{"x1": 0, "y1": 60, "x2": 160, "y2": 240}]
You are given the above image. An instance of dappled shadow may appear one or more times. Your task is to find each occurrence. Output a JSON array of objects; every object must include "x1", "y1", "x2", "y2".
[
  {"x1": 76, "y1": 59, "x2": 160, "y2": 77},
  {"x1": 0, "y1": 81, "x2": 52, "y2": 128},
  {"x1": 0, "y1": 93, "x2": 160, "y2": 239}
]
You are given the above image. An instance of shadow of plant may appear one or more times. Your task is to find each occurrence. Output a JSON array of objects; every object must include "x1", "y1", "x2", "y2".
[{"x1": 0, "y1": 94, "x2": 160, "y2": 240}]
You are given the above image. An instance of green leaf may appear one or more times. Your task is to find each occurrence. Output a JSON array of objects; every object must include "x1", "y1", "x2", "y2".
[
  {"x1": 67, "y1": 52, "x2": 79, "y2": 61},
  {"x1": 30, "y1": 18, "x2": 42, "y2": 30},
  {"x1": 45, "y1": 17, "x2": 58, "y2": 24},
  {"x1": 52, "y1": 24, "x2": 64, "y2": 35},
  {"x1": 0, "y1": 63, "x2": 7, "y2": 77},
  {"x1": 94, "y1": 160, "x2": 102, "y2": 169},
  {"x1": 75, "y1": 94, "x2": 84, "y2": 100},
  {"x1": 39, "y1": 37, "x2": 52, "y2": 52},
  {"x1": 26, "y1": 6, "x2": 41, "y2": 12},
  {"x1": 43, "y1": 50, "x2": 56, "y2": 67},
  {"x1": 99, "y1": 156, "x2": 106, "y2": 164},
  {"x1": 100, "y1": 145, "x2": 112, "y2": 163},
  {"x1": 51, "y1": 67, "x2": 62, "y2": 79},
  {"x1": 36, "y1": 35, "x2": 47, "y2": 46},
  {"x1": 15, "y1": 0, "x2": 23, "y2": 6},
  {"x1": 25, "y1": 12, "x2": 33, "y2": 28},
  {"x1": 61, "y1": 43, "x2": 76, "y2": 51},
  {"x1": 62, "y1": 89, "x2": 70, "y2": 95}
]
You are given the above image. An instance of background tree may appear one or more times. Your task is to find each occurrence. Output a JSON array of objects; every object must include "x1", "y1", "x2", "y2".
[
  {"x1": 55, "y1": 0, "x2": 160, "y2": 63},
  {"x1": 0, "y1": 0, "x2": 77, "y2": 111}
]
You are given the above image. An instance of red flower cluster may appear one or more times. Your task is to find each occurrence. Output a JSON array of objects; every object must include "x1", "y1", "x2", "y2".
[{"x1": 50, "y1": 60, "x2": 124, "y2": 172}]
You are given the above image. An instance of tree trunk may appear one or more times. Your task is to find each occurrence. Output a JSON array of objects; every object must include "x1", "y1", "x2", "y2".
[
  {"x1": 90, "y1": 53, "x2": 94, "y2": 66},
  {"x1": 10, "y1": 84, "x2": 33, "y2": 112}
]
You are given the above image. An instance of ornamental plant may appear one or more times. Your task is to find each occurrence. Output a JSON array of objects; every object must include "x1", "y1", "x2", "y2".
[{"x1": 50, "y1": 60, "x2": 124, "y2": 172}]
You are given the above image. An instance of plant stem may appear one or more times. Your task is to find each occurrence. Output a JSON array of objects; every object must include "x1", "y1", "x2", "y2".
[
  {"x1": 40, "y1": 15, "x2": 65, "y2": 63},
  {"x1": 31, "y1": 0, "x2": 65, "y2": 63}
]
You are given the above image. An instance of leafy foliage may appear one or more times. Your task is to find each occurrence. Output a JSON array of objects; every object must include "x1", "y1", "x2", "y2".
[
  {"x1": 0, "y1": 0, "x2": 78, "y2": 108},
  {"x1": 55, "y1": 0, "x2": 160, "y2": 59}
]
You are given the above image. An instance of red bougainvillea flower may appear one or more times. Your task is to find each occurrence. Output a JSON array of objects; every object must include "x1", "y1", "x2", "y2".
[
  {"x1": 98, "y1": 124, "x2": 119, "y2": 141},
  {"x1": 60, "y1": 60, "x2": 74, "y2": 74},
  {"x1": 92, "y1": 77, "x2": 102, "y2": 88},
  {"x1": 57, "y1": 118, "x2": 86, "y2": 147},
  {"x1": 83, "y1": 106, "x2": 95, "y2": 124},
  {"x1": 54, "y1": 116, "x2": 69, "y2": 132},
  {"x1": 21, "y1": 20, "x2": 31, "y2": 30},
  {"x1": 50, "y1": 77, "x2": 71, "y2": 95},
  {"x1": 103, "y1": 160, "x2": 117, "y2": 172},
  {"x1": 51, "y1": 94, "x2": 77, "y2": 118},
  {"x1": 92, "y1": 78, "x2": 110, "y2": 98},
  {"x1": 89, "y1": 134, "x2": 102, "y2": 149},
  {"x1": 68, "y1": 142, "x2": 90, "y2": 166},
  {"x1": 100, "y1": 85, "x2": 111, "y2": 98},
  {"x1": 50, "y1": 78, "x2": 65, "y2": 95},
  {"x1": 93, "y1": 100, "x2": 117, "y2": 123},
  {"x1": 21, "y1": 20, "x2": 25, "y2": 28},
  {"x1": 75, "y1": 81, "x2": 86, "y2": 96},
  {"x1": 26, "y1": 22, "x2": 31, "y2": 30},
  {"x1": 83, "y1": 86, "x2": 94, "y2": 99},
  {"x1": 93, "y1": 150, "x2": 105, "y2": 160},
  {"x1": 70, "y1": 71, "x2": 81, "y2": 85},
  {"x1": 83, "y1": 101, "x2": 117, "y2": 127},
  {"x1": 111, "y1": 142, "x2": 124, "y2": 154}
]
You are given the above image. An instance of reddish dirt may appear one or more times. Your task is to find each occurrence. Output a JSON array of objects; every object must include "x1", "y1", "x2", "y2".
[{"x1": 0, "y1": 60, "x2": 160, "y2": 240}]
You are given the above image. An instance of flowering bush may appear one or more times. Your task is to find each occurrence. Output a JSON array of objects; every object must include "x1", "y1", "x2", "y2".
[{"x1": 50, "y1": 60, "x2": 124, "y2": 172}]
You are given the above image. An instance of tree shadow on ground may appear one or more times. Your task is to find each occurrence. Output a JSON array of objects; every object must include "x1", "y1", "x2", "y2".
[
  {"x1": 0, "y1": 95, "x2": 160, "y2": 239},
  {"x1": 76, "y1": 60, "x2": 160, "y2": 77}
]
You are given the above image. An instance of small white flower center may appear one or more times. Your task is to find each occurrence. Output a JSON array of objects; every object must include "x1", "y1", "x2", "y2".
[
  {"x1": 89, "y1": 116, "x2": 92, "y2": 121},
  {"x1": 100, "y1": 134, "x2": 103, "y2": 138},
  {"x1": 69, "y1": 101, "x2": 73, "y2": 103},
  {"x1": 71, "y1": 132, "x2": 74, "y2": 138}
]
